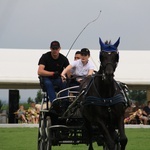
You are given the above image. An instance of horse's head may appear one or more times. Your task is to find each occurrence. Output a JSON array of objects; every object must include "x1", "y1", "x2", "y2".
[{"x1": 99, "y1": 37, "x2": 120, "y2": 80}]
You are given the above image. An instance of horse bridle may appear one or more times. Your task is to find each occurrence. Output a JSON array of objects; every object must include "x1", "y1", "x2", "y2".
[{"x1": 100, "y1": 51, "x2": 119, "y2": 77}]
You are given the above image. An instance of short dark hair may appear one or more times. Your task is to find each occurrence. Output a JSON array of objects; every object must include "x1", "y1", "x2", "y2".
[
  {"x1": 80, "y1": 48, "x2": 90, "y2": 56},
  {"x1": 75, "y1": 51, "x2": 81, "y2": 55},
  {"x1": 50, "y1": 41, "x2": 60, "y2": 49}
]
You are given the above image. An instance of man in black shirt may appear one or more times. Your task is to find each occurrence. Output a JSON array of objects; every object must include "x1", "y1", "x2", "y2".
[{"x1": 38, "y1": 41, "x2": 69, "y2": 104}]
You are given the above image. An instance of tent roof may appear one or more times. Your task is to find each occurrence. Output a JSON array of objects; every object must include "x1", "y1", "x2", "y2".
[{"x1": 0, "y1": 48, "x2": 149, "y2": 89}]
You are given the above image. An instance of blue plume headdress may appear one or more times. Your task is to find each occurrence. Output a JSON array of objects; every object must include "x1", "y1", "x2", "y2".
[
  {"x1": 99, "y1": 37, "x2": 120, "y2": 52},
  {"x1": 99, "y1": 37, "x2": 120, "y2": 62}
]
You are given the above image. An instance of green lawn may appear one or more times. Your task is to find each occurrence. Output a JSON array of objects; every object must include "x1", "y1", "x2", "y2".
[{"x1": 0, "y1": 128, "x2": 150, "y2": 150}]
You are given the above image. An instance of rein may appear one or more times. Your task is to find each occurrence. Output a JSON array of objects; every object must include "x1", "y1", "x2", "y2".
[{"x1": 82, "y1": 73, "x2": 103, "y2": 97}]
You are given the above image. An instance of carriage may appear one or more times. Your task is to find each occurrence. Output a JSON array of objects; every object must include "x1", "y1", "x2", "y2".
[
  {"x1": 37, "y1": 81, "x2": 128, "y2": 150},
  {"x1": 37, "y1": 38, "x2": 130, "y2": 150}
]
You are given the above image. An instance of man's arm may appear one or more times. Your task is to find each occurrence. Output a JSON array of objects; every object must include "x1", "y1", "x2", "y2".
[{"x1": 38, "y1": 64, "x2": 54, "y2": 76}]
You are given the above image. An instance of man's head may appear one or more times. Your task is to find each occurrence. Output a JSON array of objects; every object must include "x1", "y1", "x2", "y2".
[
  {"x1": 50, "y1": 41, "x2": 60, "y2": 50},
  {"x1": 50, "y1": 41, "x2": 61, "y2": 58},
  {"x1": 74, "y1": 51, "x2": 81, "y2": 60}
]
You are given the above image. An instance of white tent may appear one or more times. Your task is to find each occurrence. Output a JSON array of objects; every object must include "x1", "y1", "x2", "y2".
[{"x1": 0, "y1": 48, "x2": 149, "y2": 89}]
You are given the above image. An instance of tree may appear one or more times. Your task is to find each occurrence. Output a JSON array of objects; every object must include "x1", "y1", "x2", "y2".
[
  {"x1": 0, "y1": 99, "x2": 3, "y2": 113},
  {"x1": 129, "y1": 90, "x2": 147, "y2": 105},
  {"x1": 27, "y1": 97, "x2": 34, "y2": 104},
  {"x1": 34, "y1": 89, "x2": 43, "y2": 104}
]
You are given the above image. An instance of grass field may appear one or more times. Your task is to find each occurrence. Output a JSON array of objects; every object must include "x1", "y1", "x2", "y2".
[{"x1": 0, "y1": 128, "x2": 150, "y2": 150}]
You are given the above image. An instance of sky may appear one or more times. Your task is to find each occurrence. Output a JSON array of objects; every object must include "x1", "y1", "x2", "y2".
[
  {"x1": 0, "y1": 0, "x2": 150, "y2": 50},
  {"x1": 0, "y1": 89, "x2": 38, "y2": 103},
  {"x1": 0, "y1": 0, "x2": 150, "y2": 103}
]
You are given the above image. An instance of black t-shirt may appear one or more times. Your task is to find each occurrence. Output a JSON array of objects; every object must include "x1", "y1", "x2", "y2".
[{"x1": 38, "y1": 51, "x2": 69, "y2": 73}]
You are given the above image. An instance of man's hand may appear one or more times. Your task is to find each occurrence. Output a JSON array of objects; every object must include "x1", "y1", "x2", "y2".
[{"x1": 53, "y1": 71, "x2": 60, "y2": 78}]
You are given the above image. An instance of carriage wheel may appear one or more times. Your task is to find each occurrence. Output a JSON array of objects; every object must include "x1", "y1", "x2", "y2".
[
  {"x1": 44, "y1": 116, "x2": 52, "y2": 150},
  {"x1": 38, "y1": 112, "x2": 46, "y2": 150}
]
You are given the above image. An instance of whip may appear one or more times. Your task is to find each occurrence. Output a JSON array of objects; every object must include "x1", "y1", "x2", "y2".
[{"x1": 66, "y1": 10, "x2": 102, "y2": 57}]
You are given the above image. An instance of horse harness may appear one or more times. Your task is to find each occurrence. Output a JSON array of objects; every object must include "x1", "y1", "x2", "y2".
[{"x1": 81, "y1": 74, "x2": 128, "y2": 109}]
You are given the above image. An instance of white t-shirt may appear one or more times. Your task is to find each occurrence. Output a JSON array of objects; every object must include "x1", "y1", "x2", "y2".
[{"x1": 70, "y1": 59, "x2": 94, "y2": 77}]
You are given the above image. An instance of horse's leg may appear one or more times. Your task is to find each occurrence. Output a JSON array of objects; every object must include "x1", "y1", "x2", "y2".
[
  {"x1": 108, "y1": 127, "x2": 117, "y2": 144},
  {"x1": 84, "y1": 120, "x2": 94, "y2": 150},
  {"x1": 118, "y1": 117, "x2": 128, "y2": 150},
  {"x1": 88, "y1": 140, "x2": 94, "y2": 150},
  {"x1": 97, "y1": 121, "x2": 115, "y2": 150},
  {"x1": 87, "y1": 126, "x2": 94, "y2": 150}
]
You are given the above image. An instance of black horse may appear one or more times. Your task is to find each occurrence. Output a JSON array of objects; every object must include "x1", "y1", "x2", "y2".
[{"x1": 80, "y1": 38, "x2": 128, "y2": 150}]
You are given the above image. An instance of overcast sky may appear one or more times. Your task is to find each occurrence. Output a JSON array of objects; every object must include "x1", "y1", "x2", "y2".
[
  {"x1": 0, "y1": 0, "x2": 150, "y2": 50},
  {"x1": 0, "y1": 0, "x2": 150, "y2": 103}
]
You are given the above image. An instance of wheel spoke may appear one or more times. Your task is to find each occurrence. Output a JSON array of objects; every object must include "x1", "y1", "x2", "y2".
[
  {"x1": 45, "y1": 116, "x2": 52, "y2": 150},
  {"x1": 38, "y1": 112, "x2": 47, "y2": 150}
]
